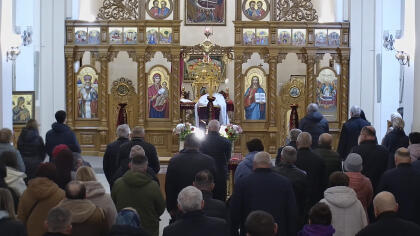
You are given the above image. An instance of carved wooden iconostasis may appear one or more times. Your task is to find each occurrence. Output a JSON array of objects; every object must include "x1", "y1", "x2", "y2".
[{"x1": 64, "y1": 0, "x2": 350, "y2": 156}]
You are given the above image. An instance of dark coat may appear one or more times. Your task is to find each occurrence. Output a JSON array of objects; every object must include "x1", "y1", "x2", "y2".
[
  {"x1": 163, "y1": 210, "x2": 228, "y2": 236},
  {"x1": 103, "y1": 137, "x2": 129, "y2": 185},
  {"x1": 273, "y1": 163, "x2": 309, "y2": 229},
  {"x1": 17, "y1": 128, "x2": 46, "y2": 180},
  {"x1": 377, "y1": 163, "x2": 420, "y2": 225},
  {"x1": 295, "y1": 148, "x2": 327, "y2": 208},
  {"x1": 299, "y1": 112, "x2": 329, "y2": 148},
  {"x1": 313, "y1": 145, "x2": 342, "y2": 178},
  {"x1": 382, "y1": 129, "x2": 409, "y2": 169},
  {"x1": 199, "y1": 132, "x2": 232, "y2": 201},
  {"x1": 118, "y1": 138, "x2": 160, "y2": 174},
  {"x1": 0, "y1": 218, "x2": 27, "y2": 236},
  {"x1": 351, "y1": 140, "x2": 389, "y2": 190},
  {"x1": 109, "y1": 225, "x2": 150, "y2": 236},
  {"x1": 202, "y1": 191, "x2": 227, "y2": 220},
  {"x1": 337, "y1": 117, "x2": 370, "y2": 158},
  {"x1": 230, "y1": 168, "x2": 297, "y2": 236},
  {"x1": 43, "y1": 233, "x2": 69, "y2": 236},
  {"x1": 356, "y1": 211, "x2": 420, "y2": 236},
  {"x1": 275, "y1": 141, "x2": 297, "y2": 166},
  {"x1": 165, "y1": 149, "x2": 217, "y2": 214},
  {"x1": 45, "y1": 122, "x2": 81, "y2": 159}
]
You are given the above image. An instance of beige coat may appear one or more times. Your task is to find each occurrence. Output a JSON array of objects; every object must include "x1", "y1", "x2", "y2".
[{"x1": 83, "y1": 181, "x2": 117, "y2": 228}]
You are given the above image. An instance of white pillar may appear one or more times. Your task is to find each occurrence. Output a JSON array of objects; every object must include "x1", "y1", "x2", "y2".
[{"x1": 413, "y1": 0, "x2": 420, "y2": 131}]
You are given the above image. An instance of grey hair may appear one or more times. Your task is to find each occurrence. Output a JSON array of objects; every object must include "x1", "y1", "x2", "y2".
[
  {"x1": 130, "y1": 145, "x2": 145, "y2": 158},
  {"x1": 46, "y1": 207, "x2": 72, "y2": 233},
  {"x1": 289, "y1": 129, "x2": 302, "y2": 141},
  {"x1": 116, "y1": 124, "x2": 130, "y2": 138},
  {"x1": 307, "y1": 103, "x2": 319, "y2": 113},
  {"x1": 253, "y1": 151, "x2": 273, "y2": 167},
  {"x1": 392, "y1": 117, "x2": 405, "y2": 130},
  {"x1": 281, "y1": 146, "x2": 297, "y2": 163},
  {"x1": 297, "y1": 132, "x2": 312, "y2": 148},
  {"x1": 208, "y1": 120, "x2": 220, "y2": 132},
  {"x1": 177, "y1": 186, "x2": 203, "y2": 212},
  {"x1": 350, "y1": 106, "x2": 361, "y2": 117}
]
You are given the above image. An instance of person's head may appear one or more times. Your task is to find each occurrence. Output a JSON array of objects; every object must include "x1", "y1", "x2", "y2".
[
  {"x1": 153, "y1": 0, "x2": 159, "y2": 7},
  {"x1": 116, "y1": 124, "x2": 130, "y2": 139},
  {"x1": 52, "y1": 144, "x2": 70, "y2": 159},
  {"x1": 115, "y1": 208, "x2": 141, "y2": 228},
  {"x1": 177, "y1": 186, "x2": 203, "y2": 213},
  {"x1": 55, "y1": 149, "x2": 74, "y2": 171},
  {"x1": 249, "y1": 1, "x2": 256, "y2": 9},
  {"x1": 245, "y1": 210, "x2": 278, "y2": 236},
  {"x1": 65, "y1": 181, "x2": 86, "y2": 200},
  {"x1": 25, "y1": 119, "x2": 39, "y2": 131},
  {"x1": 153, "y1": 73, "x2": 161, "y2": 85},
  {"x1": 289, "y1": 129, "x2": 302, "y2": 142},
  {"x1": 394, "y1": 147, "x2": 411, "y2": 166},
  {"x1": 358, "y1": 126, "x2": 376, "y2": 143},
  {"x1": 390, "y1": 112, "x2": 402, "y2": 123},
  {"x1": 392, "y1": 117, "x2": 405, "y2": 130},
  {"x1": 256, "y1": 1, "x2": 263, "y2": 9},
  {"x1": 184, "y1": 133, "x2": 201, "y2": 150},
  {"x1": 246, "y1": 138, "x2": 264, "y2": 153},
  {"x1": 373, "y1": 191, "x2": 399, "y2": 217},
  {"x1": 36, "y1": 163, "x2": 57, "y2": 182},
  {"x1": 17, "y1": 96, "x2": 25, "y2": 106},
  {"x1": 130, "y1": 145, "x2": 145, "y2": 159},
  {"x1": 0, "y1": 188, "x2": 16, "y2": 219},
  {"x1": 45, "y1": 207, "x2": 72, "y2": 235},
  {"x1": 131, "y1": 126, "x2": 145, "y2": 138},
  {"x1": 328, "y1": 171, "x2": 349, "y2": 187},
  {"x1": 129, "y1": 154, "x2": 148, "y2": 173},
  {"x1": 318, "y1": 133, "x2": 333, "y2": 147},
  {"x1": 344, "y1": 153, "x2": 363, "y2": 172},
  {"x1": 280, "y1": 146, "x2": 297, "y2": 164},
  {"x1": 55, "y1": 110, "x2": 67, "y2": 124},
  {"x1": 0, "y1": 128, "x2": 13, "y2": 143},
  {"x1": 160, "y1": 1, "x2": 166, "y2": 8},
  {"x1": 162, "y1": 81, "x2": 168, "y2": 88},
  {"x1": 75, "y1": 166, "x2": 97, "y2": 182},
  {"x1": 253, "y1": 151, "x2": 272, "y2": 170},
  {"x1": 307, "y1": 103, "x2": 319, "y2": 114},
  {"x1": 0, "y1": 151, "x2": 18, "y2": 169},
  {"x1": 409, "y1": 132, "x2": 420, "y2": 145},
  {"x1": 193, "y1": 170, "x2": 215, "y2": 192},
  {"x1": 350, "y1": 105, "x2": 361, "y2": 118},
  {"x1": 308, "y1": 202, "x2": 332, "y2": 225},
  {"x1": 251, "y1": 76, "x2": 260, "y2": 87},
  {"x1": 208, "y1": 120, "x2": 220, "y2": 132},
  {"x1": 297, "y1": 132, "x2": 312, "y2": 149}
]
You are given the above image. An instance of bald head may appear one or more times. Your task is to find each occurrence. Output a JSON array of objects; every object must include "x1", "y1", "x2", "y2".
[
  {"x1": 395, "y1": 147, "x2": 411, "y2": 166},
  {"x1": 373, "y1": 191, "x2": 398, "y2": 217},
  {"x1": 297, "y1": 132, "x2": 312, "y2": 149},
  {"x1": 253, "y1": 151, "x2": 272, "y2": 169},
  {"x1": 132, "y1": 127, "x2": 145, "y2": 138},
  {"x1": 318, "y1": 133, "x2": 332, "y2": 147},
  {"x1": 65, "y1": 181, "x2": 86, "y2": 200},
  {"x1": 208, "y1": 120, "x2": 220, "y2": 132}
]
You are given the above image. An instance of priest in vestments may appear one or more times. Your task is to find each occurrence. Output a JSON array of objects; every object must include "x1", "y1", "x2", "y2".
[{"x1": 195, "y1": 93, "x2": 229, "y2": 126}]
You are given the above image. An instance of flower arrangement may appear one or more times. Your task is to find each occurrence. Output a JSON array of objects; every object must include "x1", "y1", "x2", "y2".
[
  {"x1": 221, "y1": 124, "x2": 243, "y2": 142},
  {"x1": 173, "y1": 123, "x2": 195, "y2": 141}
]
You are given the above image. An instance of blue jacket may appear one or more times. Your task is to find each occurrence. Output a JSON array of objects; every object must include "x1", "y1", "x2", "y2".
[
  {"x1": 234, "y1": 151, "x2": 258, "y2": 183},
  {"x1": 299, "y1": 112, "x2": 329, "y2": 148},
  {"x1": 45, "y1": 122, "x2": 81, "y2": 159},
  {"x1": 337, "y1": 117, "x2": 370, "y2": 159}
]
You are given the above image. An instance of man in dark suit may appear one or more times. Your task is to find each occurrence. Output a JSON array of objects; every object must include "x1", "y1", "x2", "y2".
[
  {"x1": 377, "y1": 148, "x2": 420, "y2": 225},
  {"x1": 275, "y1": 128, "x2": 301, "y2": 166},
  {"x1": 314, "y1": 133, "x2": 342, "y2": 179},
  {"x1": 298, "y1": 103, "x2": 329, "y2": 149},
  {"x1": 295, "y1": 132, "x2": 327, "y2": 211},
  {"x1": 230, "y1": 151, "x2": 297, "y2": 236},
  {"x1": 199, "y1": 120, "x2": 231, "y2": 201},
  {"x1": 163, "y1": 186, "x2": 228, "y2": 236},
  {"x1": 165, "y1": 134, "x2": 217, "y2": 221},
  {"x1": 351, "y1": 126, "x2": 389, "y2": 191},
  {"x1": 193, "y1": 170, "x2": 227, "y2": 220},
  {"x1": 356, "y1": 191, "x2": 420, "y2": 236},
  {"x1": 337, "y1": 105, "x2": 370, "y2": 159},
  {"x1": 103, "y1": 124, "x2": 130, "y2": 186}
]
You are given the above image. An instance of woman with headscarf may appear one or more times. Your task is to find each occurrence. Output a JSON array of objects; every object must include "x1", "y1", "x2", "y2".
[
  {"x1": 382, "y1": 116, "x2": 409, "y2": 169},
  {"x1": 109, "y1": 208, "x2": 150, "y2": 236}
]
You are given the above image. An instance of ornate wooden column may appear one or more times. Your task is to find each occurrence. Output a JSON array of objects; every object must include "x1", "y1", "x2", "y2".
[
  {"x1": 236, "y1": 0, "x2": 242, "y2": 20},
  {"x1": 129, "y1": 50, "x2": 146, "y2": 127},
  {"x1": 97, "y1": 50, "x2": 112, "y2": 151},
  {"x1": 299, "y1": 52, "x2": 317, "y2": 105},
  {"x1": 171, "y1": 48, "x2": 181, "y2": 125},
  {"x1": 233, "y1": 54, "x2": 244, "y2": 124},
  {"x1": 340, "y1": 52, "x2": 350, "y2": 124},
  {"x1": 64, "y1": 51, "x2": 74, "y2": 128},
  {"x1": 267, "y1": 53, "x2": 278, "y2": 128},
  {"x1": 174, "y1": 0, "x2": 180, "y2": 20}
]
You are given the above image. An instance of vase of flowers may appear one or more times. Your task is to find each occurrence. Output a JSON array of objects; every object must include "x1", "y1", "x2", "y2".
[{"x1": 173, "y1": 123, "x2": 195, "y2": 151}]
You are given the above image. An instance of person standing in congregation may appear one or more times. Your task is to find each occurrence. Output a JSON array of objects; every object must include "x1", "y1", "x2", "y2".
[
  {"x1": 298, "y1": 103, "x2": 329, "y2": 149},
  {"x1": 314, "y1": 133, "x2": 342, "y2": 179},
  {"x1": 275, "y1": 129, "x2": 301, "y2": 166},
  {"x1": 382, "y1": 116, "x2": 409, "y2": 169}
]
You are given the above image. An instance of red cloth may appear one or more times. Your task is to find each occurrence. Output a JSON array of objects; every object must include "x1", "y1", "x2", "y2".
[
  {"x1": 289, "y1": 104, "x2": 299, "y2": 130},
  {"x1": 52, "y1": 144, "x2": 70, "y2": 159},
  {"x1": 117, "y1": 103, "x2": 128, "y2": 126}
]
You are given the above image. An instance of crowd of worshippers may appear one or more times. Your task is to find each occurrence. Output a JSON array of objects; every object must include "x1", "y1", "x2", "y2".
[{"x1": 0, "y1": 104, "x2": 420, "y2": 236}]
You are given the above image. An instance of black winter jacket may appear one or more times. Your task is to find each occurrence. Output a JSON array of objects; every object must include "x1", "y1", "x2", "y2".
[
  {"x1": 299, "y1": 112, "x2": 329, "y2": 148},
  {"x1": 45, "y1": 122, "x2": 81, "y2": 159},
  {"x1": 337, "y1": 117, "x2": 370, "y2": 158},
  {"x1": 382, "y1": 129, "x2": 409, "y2": 169}
]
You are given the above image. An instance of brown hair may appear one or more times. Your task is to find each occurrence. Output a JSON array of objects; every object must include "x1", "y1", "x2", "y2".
[
  {"x1": 75, "y1": 166, "x2": 97, "y2": 182},
  {"x1": 0, "y1": 188, "x2": 16, "y2": 219},
  {"x1": 0, "y1": 128, "x2": 12, "y2": 143},
  {"x1": 25, "y1": 119, "x2": 39, "y2": 131}
]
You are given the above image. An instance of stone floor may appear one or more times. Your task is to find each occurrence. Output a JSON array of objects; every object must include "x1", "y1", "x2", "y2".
[{"x1": 83, "y1": 156, "x2": 170, "y2": 236}]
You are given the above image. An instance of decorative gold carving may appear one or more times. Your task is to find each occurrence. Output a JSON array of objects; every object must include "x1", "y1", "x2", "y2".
[
  {"x1": 277, "y1": 53, "x2": 287, "y2": 63},
  {"x1": 97, "y1": 0, "x2": 140, "y2": 20},
  {"x1": 137, "y1": 56, "x2": 146, "y2": 126},
  {"x1": 276, "y1": 0, "x2": 319, "y2": 22},
  {"x1": 234, "y1": 55, "x2": 243, "y2": 124},
  {"x1": 99, "y1": 53, "x2": 109, "y2": 127},
  {"x1": 65, "y1": 53, "x2": 74, "y2": 128},
  {"x1": 340, "y1": 53, "x2": 350, "y2": 124},
  {"x1": 268, "y1": 55, "x2": 277, "y2": 127},
  {"x1": 171, "y1": 51, "x2": 181, "y2": 123},
  {"x1": 80, "y1": 133, "x2": 94, "y2": 144},
  {"x1": 111, "y1": 77, "x2": 135, "y2": 97}
]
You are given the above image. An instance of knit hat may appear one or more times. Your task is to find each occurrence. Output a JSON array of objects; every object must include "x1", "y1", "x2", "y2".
[
  {"x1": 52, "y1": 144, "x2": 70, "y2": 159},
  {"x1": 344, "y1": 153, "x2": 363, "y2": 172}
]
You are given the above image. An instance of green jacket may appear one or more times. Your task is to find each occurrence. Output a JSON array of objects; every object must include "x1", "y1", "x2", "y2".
[{"x1": 111, "y1": 170, "x2": 165, "y2": 236}]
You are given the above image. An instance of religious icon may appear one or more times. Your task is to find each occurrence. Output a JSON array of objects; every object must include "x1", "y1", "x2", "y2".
[
  {"x1": 109, "y1": 27, "x2": 123, "y2": 44},
  {"x1": 148, "y1": 66, "x2": 170, "y2": 118},
  {"x1": 244, "y1": 67, "x2": 267, "y2": 120},
  {"x1": 289, "y1": 86, "x2": 301, "y2": 98},
  {"x1": 76, "y1": 66, "x2": 99, "y2": 119},
  {"x1": 159, "y1": 27, "x2": 173, "y2": 44},
  {"x1": 328, "y1": 29, "x2": 341, "y2": 46},
  {"x1": 255, "y1": 29, "x2": 269, "y2": 45},
  {"x1": 185, "y1": 0, "x2": 226, "y2": 25},
  {"x1": 74, "y1": 27, "x2": 88, "y2": 44},
  {"x1": 88, "y1": 28, "x2": 100, "y2": 44},
  {"x1": 243, "y1": 28, "x2": 256, "y2": 45},
  {"x1": 316, "y1": 68, "x2": 338, "y2": 121},
  {"x1": 315, "y1": 29, "x2": 328, "y2": 46},
  {"x1": 278, "y1": 29, "x2": 291, "y2": 45},
  {"x1": 124, "y1": 27, "x2": 138, "y2": 44},
  {"x1": 242, "y1": 0, "x2": 270, "y2": 21},
  {"x1": 146, "y1": 27, "x2": 159, "y2": 45},
  {"x1": 147, "y1": 0, "x2": 173, "y2": 19},
  {"x1": 12, "y1": 91, "x2": 34, "y2": 124},
  {"x1": 292, "y1": 29, "x2": 306, "y2": 46}
]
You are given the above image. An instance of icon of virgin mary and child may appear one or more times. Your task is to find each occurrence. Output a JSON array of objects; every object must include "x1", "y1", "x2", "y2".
[{"x1": 148, "y1": 73, "x2": 169, "y2": 118}]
